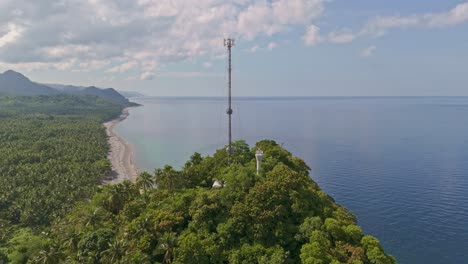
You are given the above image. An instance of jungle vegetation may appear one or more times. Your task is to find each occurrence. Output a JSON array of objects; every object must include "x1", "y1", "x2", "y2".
[
  {"x1": 0, "y1": 95, "x2": 123, "y2": 263},
  {"x1": 41, "y1": 141, "x2": 394, "y2": 264}
]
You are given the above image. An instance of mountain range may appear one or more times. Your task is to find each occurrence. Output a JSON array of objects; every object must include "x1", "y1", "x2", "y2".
[{"x1": 0, "y1": 70, "x2": 139, "y2": 106}]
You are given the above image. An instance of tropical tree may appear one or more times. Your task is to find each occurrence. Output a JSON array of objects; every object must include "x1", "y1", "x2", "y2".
[
  {"x1": 137, "y1": 172, "x2": 154, "y2": 193},
  {"x1": 101, "y1": 239, "x2": 127, "y2": 264},
  {"x1": 155, "y1": 232, "x2": 178, "y2": 264},
  {"x1": 33, "y1": 242, "x2": 65, "y2": 264}
]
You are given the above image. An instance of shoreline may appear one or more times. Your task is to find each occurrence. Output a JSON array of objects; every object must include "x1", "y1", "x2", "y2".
[{"x1": 103, "y1": 108, "x2": 139, "y2": 184}]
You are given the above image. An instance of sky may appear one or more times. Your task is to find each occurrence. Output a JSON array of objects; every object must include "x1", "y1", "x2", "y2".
[{"x1": 0, "y1": 0, "x2": 468, "y2": 96}]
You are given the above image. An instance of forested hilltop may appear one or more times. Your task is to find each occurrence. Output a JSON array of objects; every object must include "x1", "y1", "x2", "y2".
[
  {"x1": 45, "y1": 141, "x2": 394, "y2": 264},
  {"x1": 0, "y1": 95, "x2": 124, "y2": 263}
]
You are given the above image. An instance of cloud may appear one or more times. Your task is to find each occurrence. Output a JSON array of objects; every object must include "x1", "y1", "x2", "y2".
[
  {"x1": 140, "y1": 71, "x2": 155, "y2": 80},
  {"x1": 360, "y1": 46, "x2": 376, "y2": 58},
  {"x1": 267, "y1": 42, "x2": 278, "y2": 51},
  {"x1": 0, "y1": 0, "x2": 325, "y2": 75},
  {"x1": 327, "y1": 31, "x2": 355, "y2": 43},
  {"x1": 303, "y1": 25, "x2": 321, "y2": 46},
  {"x1": 106, "y1": 61, "x2": 138, "y2": 73},
  {"x1": 328, "y1": 2, "x2": 468, "y2": 44},
  {"x1": 248, "y1": 45, "x2": 260, "y2": 53},
  {"x1": 427, "y1": 2, "x2": 468, "y2": 27},
  {"x1": 246, "y1": 42, "x2": 278, "y2": 53},
  {"x1": 203, "y1": 62, "x2": 212, "y2": 68},
  {"x1": 0, "y1": 23, "x2": 24, "y2": 48},
  {"x1": 363, "y1": 2, "x2": 468, "y2": 36},
  {"x1": 158, "y1": 71, "x2": 222, "y2": 78},
  {"x1": 237, "y1": 0, "x2": 324, "y2": 40}
]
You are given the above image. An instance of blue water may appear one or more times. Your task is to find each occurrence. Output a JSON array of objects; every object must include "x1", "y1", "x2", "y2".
[{"x1": 115, "y1": 97, "x2": 468, "y2": 264}]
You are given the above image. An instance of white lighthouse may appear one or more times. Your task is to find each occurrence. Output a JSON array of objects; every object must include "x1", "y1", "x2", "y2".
[{"x1": 255, "y1": 148, "x2": 264, "y2": 175}]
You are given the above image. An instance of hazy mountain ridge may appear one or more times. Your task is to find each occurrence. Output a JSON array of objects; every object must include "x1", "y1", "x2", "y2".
[
  {"x1": 0, "y1": 70, "x2": 58, "y2": 96},
  {"x1": 0, "y1": 70, "x2": 136, "y2": 106},
  {"x1": 118, "y1": 90, "x2": 145, "y2": 98}
]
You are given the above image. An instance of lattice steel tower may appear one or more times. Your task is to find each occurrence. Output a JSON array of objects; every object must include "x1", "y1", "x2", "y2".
[{"x1": 224, "y1": 38, "x2": 235, "y2": 160}]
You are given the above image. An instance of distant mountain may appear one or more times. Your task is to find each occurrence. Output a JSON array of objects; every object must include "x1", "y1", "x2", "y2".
[
  {"x1": 0, "y1": 70, "x2": 137, "y2": 106},
  {"x1": 0, "y1": 70, "x2": 58, "y2": 95},
  {"x1": 82, "y1": 86, "x2": 131, "y2": 105},
  {"x1": 46, "y1": 83, "x2": 131, "y2": 105},
  {"x1": 118, "y1": 90, "x2": 145, "y2": 98},
  {"x1": 47, "y1": 83, "x2": 85, "y2": 93}
]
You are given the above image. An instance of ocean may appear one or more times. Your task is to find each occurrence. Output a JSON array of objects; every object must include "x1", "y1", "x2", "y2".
[{"x1": 114, "y1": 97, "x2": 468, "y2": 264}]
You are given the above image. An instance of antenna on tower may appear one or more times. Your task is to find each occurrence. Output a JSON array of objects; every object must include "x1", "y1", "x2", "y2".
[{"x1": 224, "y1": 38, "x2": 235, "y2": 163}]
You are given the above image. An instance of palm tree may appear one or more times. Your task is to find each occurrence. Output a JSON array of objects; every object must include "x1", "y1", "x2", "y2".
[
  {"x1": 121, "y1": 180, "x2": 137, "y2": 198},
  {"x1": 137, "y1": 172, "x2": 154, "y2": 193},
  {"x1": 34, "y1": 243, "x2": 65, "y2": 264},
  {"x1": 155, "y1": 232, "x2": 178, "y2": 264},
  {"x1": 84, "y1": 208, "x2": 102, "y2": 228},
  {"x1": 106, "y1": 186, "x2": 125, "y2": 214},
  {"x1": 101, "y1": 239, "x2": 127, "y2": 264},
  {"x1": 61, "y1": 232, "x2": 80, "y2": 253}
]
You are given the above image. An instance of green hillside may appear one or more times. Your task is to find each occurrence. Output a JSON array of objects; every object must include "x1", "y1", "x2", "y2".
[
  {"x1": 44, "y1": 140, "x2": 395, "y2": 264},
  {"x1": 0, "y1": 95, "x2": 124, "y2": 263}
]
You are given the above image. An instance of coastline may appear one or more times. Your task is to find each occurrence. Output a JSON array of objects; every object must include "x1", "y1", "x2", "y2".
[{"x1": 103, "y1": 108, "x2": 139, "y2": 184}]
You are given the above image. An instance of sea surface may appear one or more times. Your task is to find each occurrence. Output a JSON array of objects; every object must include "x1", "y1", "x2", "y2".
[{"x1": 115, "y1": 97, "x2": 468, "y2": 264}]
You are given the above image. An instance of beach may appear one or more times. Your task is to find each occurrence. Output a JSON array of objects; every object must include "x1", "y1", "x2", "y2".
[{"x1": 103, "y1": 108, "x2": 139, "y2": 184}]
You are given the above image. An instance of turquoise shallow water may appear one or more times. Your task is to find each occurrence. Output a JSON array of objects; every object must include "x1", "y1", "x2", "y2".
[{"x1": 115, "y1": 97, "x2": 468, "y2": 264}]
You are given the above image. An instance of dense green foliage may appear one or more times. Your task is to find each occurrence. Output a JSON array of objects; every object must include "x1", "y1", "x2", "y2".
[
  {"x1": 0, "y1": 95, "x2": 123, "y2": 262},
  {"x1": 39, "y1": 140, "x2": 396, "y2": 264}
]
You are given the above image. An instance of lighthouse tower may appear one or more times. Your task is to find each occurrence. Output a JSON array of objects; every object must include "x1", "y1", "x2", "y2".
[{"x1": 255, "y1": 148, "x2": 264, "y2": 175}]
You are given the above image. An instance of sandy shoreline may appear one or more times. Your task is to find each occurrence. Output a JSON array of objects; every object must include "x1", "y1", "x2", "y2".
[{"x1": 103, "y1": 108, "x2": 139, "y2": 184}]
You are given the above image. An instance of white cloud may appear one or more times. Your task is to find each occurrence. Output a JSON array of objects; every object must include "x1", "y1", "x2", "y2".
[
  {"x1": 106, "y1": 61, "x2": 138, "y2": 73},
  {"x1": 272, "y1": 0, "x2": 324, "y2": 24},
  {"x1": 140, "y1": 71, "x2": 155, "y2": 80},
  {"x1": 43, "y1": 45, "x2": 91, "y2": 58},
  {"x1": 248, "y1": 45, "x2": 260, "y2": 53},
  {"x1": 362, "y1": 2, "x2": 468, "y2": 37},
  {"x1": 0, "y1": 23, "x2": 24, "y2": 48},
  {"x1": 158, "y1": 71, "x2": 222, "y2": 78},
  {"x1": 327, "y1": 31, "x2": 355, "y2": 43},
  {"x1": 203, "y1": 62, "x2": 212, "y2": 68},
  {"x1": 267, "y1": 42, "x2": 278, "y2": 51},
  {"x1": 360, "y1": 46, "x2": 376, "y2": 58},
  {"x1": 303, "y1": 25, "x2": 321, "y2": 46},
  {"x1": 0, "y1": 0, "x2": 325, "y2": 76},
  {"x1": 323, "y1": 2, "x2": 468, "y2": 45},
  {"x1": 426, "y1": 2, "x2": 468, "y2": 27}
]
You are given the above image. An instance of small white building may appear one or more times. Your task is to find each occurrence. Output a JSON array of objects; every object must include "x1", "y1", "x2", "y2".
[{"x1": 212, "y1": 180, "x2": 223, "y2": 188}]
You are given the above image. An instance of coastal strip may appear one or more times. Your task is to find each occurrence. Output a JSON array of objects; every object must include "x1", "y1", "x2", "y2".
[{"x1": 103, "y1": 108, "x2": 139, "y2": 184}]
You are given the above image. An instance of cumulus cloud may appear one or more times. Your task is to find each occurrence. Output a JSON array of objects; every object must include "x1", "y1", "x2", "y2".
[
  {"x1": 140, "y1": 71, "x2": 155, "y2": 81},
  {"x1": 0, "y1": 23, "x2": 24, "y2": 48},
  {"x1": 246, "y1": 42, "x2": 278, "y2": 53},
  {"x1": 360, "y1": 46, "x2": 376, "y2": 58},
  {"x1": 364, "y1": 2, "x2": 468, "y2": 35},
  {"x1": 327, "y1": 30, "x2": 355, "y2": 43},
  {"x1": 267, "y1": 42, "x2": 278, "y2": 51},
  {"x1": 248, "y1": 45, "x2": 260, "y2": 53},
  {"x1": 203, "y1": 62, "x2": 213, "y2": 68},
  {"x1": 326, "y1": 2, "x2": 468, "y2": 44},
  {"x1": 158, "y1": 71, "x2": 222, "y2": 78},
  {"x1": 106, "y1": 61, "x2": 138, "y2": 73},
  {"x1": 303, "y1": 25, "x2": 321, "y2": 46},
  {"x1": 0, "y1": 0, "x2": 325, "y2": 75}
]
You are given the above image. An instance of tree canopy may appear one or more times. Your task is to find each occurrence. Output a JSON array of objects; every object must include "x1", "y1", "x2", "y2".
[
  {"x1": 0, "y1": 95, "x2": 123, "y2": 262},
  {"x1": 44, "y1": 140, "x2": 395, "y2": 264}
]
